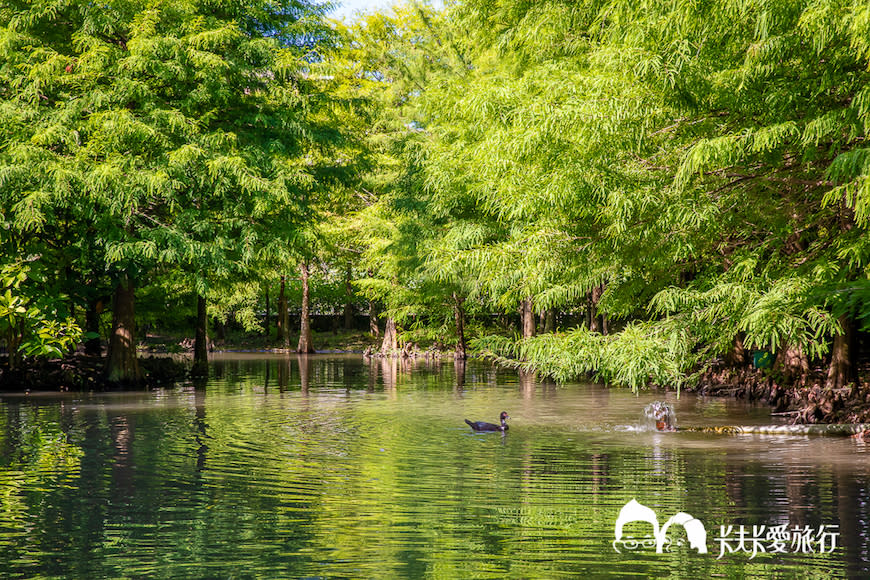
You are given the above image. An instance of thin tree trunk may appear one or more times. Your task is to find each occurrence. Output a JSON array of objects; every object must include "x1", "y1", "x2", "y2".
[
  {"x1": 277, "y1": 275, "x2": 288, "y2": 348},
  {"x1": 276, "y1": 276, "x2": 285, "y2": 343},
  {"x1": 369, "y1": 301, "x2": 380, "y2": 337},
  {"x1": 827, "y1": 315, "x2": 855, "y2": 389},
  {"x1": 4, "y1": 322, "x2": 23, "y2": 370},
  {"x1": 297, "y1": 262, "x2": 314, "y2": 354},
  {"x1": 192, "y1": 294, "x2": 208, "y2": 376},
  {"x1": 521, "y1": 298, "x2": 535, "y2": 338},
  {"x1": 105, "y1": 275, "x2": 142, "y2": 384},
  {"x1": 344, "y1": 265, "x2": 355, "y2": 331},
  {"x1": 381, "y1": 317, "x2": 397, "y2": 355},
  {"x1": 214, "y1": 317, "x2": 225, "y2": 342},
  {"x1": 590, "y1": 285, "x2": 603, "y2": 333},
  {"x1": 585, "y1": 293, "x2": 593, "y2": 331},
  {"x1": 454, "y1": 293, "x2": 467, "y2": 360},
  {"x1": 264, "y1": 286, "x2": 270, "y2": 341}
]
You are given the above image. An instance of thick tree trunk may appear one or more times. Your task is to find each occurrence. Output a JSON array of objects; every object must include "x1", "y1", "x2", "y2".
[
  {"x1": 775, "y1": 343, "x2": 809, "y2": 382},
  {"x1": 85, "y1": 298, "x2": 103, "y2": 356},
  {"x1": 725, "y1": 333, "x2": 747, "y2": 367},
  {"x1": 192, "y1": 294, "x2": 209, "y2": 376},
  {"x1": 521, "y1": 298, "x2": 535, "y2": 338},
  {"x1": 454, "y1": 293, "x2": 467, "y2": 360},
  {"x1": 381, "y1": 317, "x2": 398, "y2": 355},
  {"x1": 826, "y1": 315, "x2": 855, "y2": 389},
  {"x1": 297, "y1": 262, "x2": 314, "y2": 354},
  {"x1": 105, "y1": 276, "x2": 142, "y2": 384}
]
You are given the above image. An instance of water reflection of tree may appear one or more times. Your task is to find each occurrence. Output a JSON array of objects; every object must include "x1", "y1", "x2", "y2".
[
  {"x1": 298, "y1": 354, "x2": 309, "y2": 394},
  {"x1": 2, "y1": 358, "x2": 870, "y2": 577},
  {"x1": 519, "y1": 368, "x2": 536, "y2": 399},
  {"x1": 454, "y1": 358, "x2": 465, "y2": 392}
]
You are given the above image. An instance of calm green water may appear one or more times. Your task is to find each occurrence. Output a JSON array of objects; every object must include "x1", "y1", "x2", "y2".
[{"x1": 1, "y1": 354, "x2": 868, "y2": 578}]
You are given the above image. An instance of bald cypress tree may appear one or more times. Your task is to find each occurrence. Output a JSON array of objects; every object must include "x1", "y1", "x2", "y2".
[{"x1": 1, "y1": 0, "x2": 336, "y2": 381}]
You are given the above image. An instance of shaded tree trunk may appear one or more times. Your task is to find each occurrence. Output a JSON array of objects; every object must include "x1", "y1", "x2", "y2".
[
  {"x1": 775, "y1": 343, "x2": 809, "y2": 382},
  {"x1": 3, "y1": 321, "x2": 24, "y2": 370},
  {"x1": 544, "y1": 308, "x2": 556, "y2": 333},
  {"x1": 589, "y1": 285, "x2": 606, "y2": 333},
  {"x1": 521, "y1": 298, "x2": 535, "y2": 338},
  {"x1": 381, "y1": 317, "x2": 397, "y2": 355},
  {"x1": 826, "y1": 315, "x2": 855, "y2": 389},
  {"x1": 85, "y1": 297, "x2": 103, "y2": 356},
  {"x1": 725, "y1": 333, "x2": 747, "y2": 367},
  {"x1": 192, "y1": 294, "x2": 208, "y2": 376},
  {"x1": 105, "y1": 276, "x2": 142, "y2": 384},
  {"x1": 454, "y1": 293, "x2": 467, "y2": 360},
  {"x1": 214, "y1": 317, "x2": 225, "y2": 342},
  {"x1": 297, "y1": 262, "x2": 314, "y2": 354},
  {"x1": 369, "y1": 301, "x2": 380, "y2": 337}
]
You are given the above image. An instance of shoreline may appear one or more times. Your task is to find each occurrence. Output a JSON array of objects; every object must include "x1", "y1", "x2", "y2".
[{"x1": 4, "y1": 341, "x2": 870, "y2": 428}]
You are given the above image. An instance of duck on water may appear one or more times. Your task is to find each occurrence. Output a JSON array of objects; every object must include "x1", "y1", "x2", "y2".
[{"x1": 465, "y1": 411, "x2": 510, "y2": 432}]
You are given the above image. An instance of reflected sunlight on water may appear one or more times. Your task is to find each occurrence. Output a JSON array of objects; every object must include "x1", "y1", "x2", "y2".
[{"x1": 0, "y1": 354, "x2": 867, "y2": 578}]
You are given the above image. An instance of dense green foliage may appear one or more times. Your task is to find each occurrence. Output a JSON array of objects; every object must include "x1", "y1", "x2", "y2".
[
  {"x1": 338, "y1": 0, "x2": 870, "y2": 389},
  {"x1": 2, "y1": 0, "x2": 870, "y2": 391},
  {"x1": 0, "y1": 0, "x2": 350, "y2": 377}
]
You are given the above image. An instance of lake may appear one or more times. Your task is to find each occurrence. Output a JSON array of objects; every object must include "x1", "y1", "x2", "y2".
[{"x1": 0, "y1": 354, "x2": 867, "y2": 578}]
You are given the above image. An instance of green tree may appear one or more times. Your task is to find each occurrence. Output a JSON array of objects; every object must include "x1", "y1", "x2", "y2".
[{"x1": 1, "y1": 0, "x2": 337, "y2": 381}]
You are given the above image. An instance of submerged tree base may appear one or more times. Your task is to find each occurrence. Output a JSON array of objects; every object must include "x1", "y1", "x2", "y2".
[{"x1": 696, "y1": 364, "x2": 870, "y2": 425}]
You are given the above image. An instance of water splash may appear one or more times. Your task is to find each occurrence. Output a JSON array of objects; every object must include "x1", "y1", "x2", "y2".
[{"x1": 642, "y1": 401, "x2": 676, "y2": 432}]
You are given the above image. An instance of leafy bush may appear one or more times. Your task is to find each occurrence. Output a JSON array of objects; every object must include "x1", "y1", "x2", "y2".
[
  {"x1": 472, "y1": 319, "x2": 700, "y2": 392},
  {"x1": 0, "y1": 262, "x2": 82, "y2": 368}
]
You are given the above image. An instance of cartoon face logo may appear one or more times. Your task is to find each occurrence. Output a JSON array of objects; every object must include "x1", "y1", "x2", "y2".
[{"x1": 613, "y1": 499, "x2": 708, "y2": 554}]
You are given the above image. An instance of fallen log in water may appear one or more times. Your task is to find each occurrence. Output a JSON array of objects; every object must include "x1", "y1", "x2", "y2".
[{"x1": 676, "y1": 424, "x2": 870, "y2": 436}]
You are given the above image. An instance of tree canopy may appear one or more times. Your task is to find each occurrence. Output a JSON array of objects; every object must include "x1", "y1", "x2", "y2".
[{"x1": 2, "y1": 0, "x2": 870, "y2": 392}]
